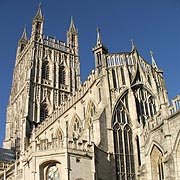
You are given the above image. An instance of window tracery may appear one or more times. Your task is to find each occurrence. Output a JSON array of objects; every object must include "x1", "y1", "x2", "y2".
[
  {"x1": 42, "y1": 60, "x2": 50, "y2": 80},
  {"x1": 113, "y1": 94, "x2": 136, "y2": 179},
  {"x1": 46, "y1": 164, "x2": 60, "y2": 180},
  {"x1": 55, "y1": 128, "x2": 63, "y2": 141},
  {"x1": 40, "y1": 103, "x2": 49, "y2": 122},
  {"x1": 72, "y1": 118, "x2": 82, "y2": 139},
  {"x1": 59, "y1": 65, "x2": 65, "y2": 84},
  {"x1": 134, "y1": 87, "x2": 156, "y2": 127}
]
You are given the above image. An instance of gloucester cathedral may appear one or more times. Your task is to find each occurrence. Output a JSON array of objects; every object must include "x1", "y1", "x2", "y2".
[{"x1": 0, "y1": 5, "x2": 180, "y2": 180}]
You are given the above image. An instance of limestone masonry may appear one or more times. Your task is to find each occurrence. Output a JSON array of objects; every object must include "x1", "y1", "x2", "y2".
[{"x1": 0, "y1": 5, "x2": 180, "y2": 180}]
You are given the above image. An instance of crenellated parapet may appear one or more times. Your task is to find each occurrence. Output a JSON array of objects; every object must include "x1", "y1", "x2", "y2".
[{"x1": 169, "y1": 95, "x2": 180, "y2": 115}]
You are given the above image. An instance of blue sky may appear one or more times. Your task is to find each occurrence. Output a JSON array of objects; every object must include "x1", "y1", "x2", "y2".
[{"x1": 0, "y1": 0, "x2": 180, "y2": 147}]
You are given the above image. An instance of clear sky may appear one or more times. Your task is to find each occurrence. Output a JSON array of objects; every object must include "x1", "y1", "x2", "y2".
[{"x1": 0, "y1": 0, "x2": 180, "y2": 147}]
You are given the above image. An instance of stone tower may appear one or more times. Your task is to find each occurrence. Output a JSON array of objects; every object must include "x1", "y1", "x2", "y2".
[{"x1": 3, "y1": 5, "x2": 81, "y2": 152}]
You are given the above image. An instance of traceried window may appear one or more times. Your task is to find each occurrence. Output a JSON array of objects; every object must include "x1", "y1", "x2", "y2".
[
  {"x1": 113, "y1": 93, "x2": 136, "y2": 180},
  {"x1": 40, "y1": 103, "x2": 48, "y2": 122},
  {"x1": 112, "y1": 69, "x2": 117, "y2": 89},
  {"x1": 56, "y1": 128, "x2": 63, "y2": 141},
  {"x1": 42, "y1": 61, "x2": 50, "y2": 80},
  {"x1": 73, "y1": 118, "x2": 82, "y2": 139},
  {"x1": 59, "y1": 65, "x2": 65, "y2": 84},
  {"x1": 47, "y1": 164, "x2": 60, "y2": 180},
  {"x1": 134, "y1": 87, "x2": 157, "y2": 127}
]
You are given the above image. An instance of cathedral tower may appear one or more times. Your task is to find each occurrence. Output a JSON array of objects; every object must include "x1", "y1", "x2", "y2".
[{"x1": 3, "y1": 6, "x2": 81, "y2": 152}]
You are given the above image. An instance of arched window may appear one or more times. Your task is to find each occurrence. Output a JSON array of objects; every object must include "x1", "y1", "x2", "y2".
[
  {"x1": 42, "y1": 61, "x2": 50, "y2": 80},
  {"x1": 134, "y1": 88, "x2": 157, "y2": 127},
  {"x1": 113, "y1": 94, "x2": 136, "y2": 179},
  {"x1": 73, "y1": 118, "x2": 82, "y2": 139},
  {"x1": 59, "y1": 65, "x2": 65, "y2": 84},
  {"x1": 56, "y1": 129, "x2": 63, "y2": 141},
  {"x1": 40, "y1": 103, "x2": 48, "y2": 122},
  {"x1": 150, "y1": 145, "x2": 164, "y2": 180},
  {"x1": 46, "y1": 164, "x2": 60, "y2": 180}
]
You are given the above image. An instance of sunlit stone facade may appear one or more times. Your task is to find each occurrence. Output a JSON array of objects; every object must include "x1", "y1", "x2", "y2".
[{"x1": 1, "y1": 5, "x2": 180, "y2": 180}]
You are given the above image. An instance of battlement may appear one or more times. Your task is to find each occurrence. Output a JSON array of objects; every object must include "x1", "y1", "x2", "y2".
[
  {"x1": 169, "y1": 95, "x2": 180, "y2": 115},
  {"x1": 42, "y1": 35, "x2": 69, "y2": 52}
]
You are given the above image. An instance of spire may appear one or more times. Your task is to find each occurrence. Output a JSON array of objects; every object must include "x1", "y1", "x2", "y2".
[
  {"x1": 34, "y1": 3, "x2": 43, "y2": 21},
  {"x1": 131, "y1": 39, "x2": 136, "y2": 51},
  {"x1": 69, "y1": 16, "x2": 77, "y2": 32},
  {"x1": 20, "y1": 25, "x2": 27, "y2": 41},
  {"x1": 96, "y1": 27, "x2": 102, "y2": 45},
  {"x1": 150, "y1": 51, "x2": 158, "y2": 69}
]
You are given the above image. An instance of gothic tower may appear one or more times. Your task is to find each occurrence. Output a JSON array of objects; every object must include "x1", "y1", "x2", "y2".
[{"x1": 3, "y1": 5, "x2": 81, "y2": 152}]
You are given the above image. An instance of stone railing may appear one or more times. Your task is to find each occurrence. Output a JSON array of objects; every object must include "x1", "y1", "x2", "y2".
[
  {"x1": 30, "y1": 137, "x2": 93, "y2": 153},
  {"x1": 43, "y1": 35, "x2": 68, "y2": 52},
  {"x1": 169, "y1": 95, "x2": 180, "y2": 115},
  {"x1": 34, "y1": 70, "x2": 97, "y2": 138},
  {"x1": 68, "y1": 138, "x2": 93, "y2": 152},
  {"x1": 36, "y1": 138, "x2": 63, "y2": 151}
]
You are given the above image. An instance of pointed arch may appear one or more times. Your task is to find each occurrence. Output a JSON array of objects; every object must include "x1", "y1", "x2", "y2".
[
  {"x1": 112, "y1": 92, "x2": 136, "y2": 179},
  {"x1": 70, "y1": 114, "x2": 82, "y2": 139},
  {"x1": 55, "y1": 128, "x2": 64, "y2": 141},
  {"x1": 39, "y1": 160, "x2": 61, "y2": 180},
  {"x1": 150, "y1": 144, "x2": 164, "y2": 180},
  {"x1": 42, "y1": 60, "x2": 50, "y2": 80},
  {"x1": 40, "y1": 103, "x2": 49, "y2": 122},
  {"x1": 59, "y1": 65, "x2": 66, "y2": 84},
  {"x1": 132, "y1": 85, "x2": 157, "y2": 127},
  {"x1": 85, "y1": 100, "x2": 97, "y2": 128}
]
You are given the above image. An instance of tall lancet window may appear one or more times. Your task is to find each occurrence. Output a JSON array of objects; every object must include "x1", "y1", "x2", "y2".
[
  {"x1": 42, "y1": 61, "x2": 50, "y2": 80},
  {"x1": 134, "y1": 87, "x2": 157, "y2": 127},
  {"x1": 113, "y1": 93, "x2": 136, "y2": 180},
  {"x1": 40, "y1": 103, "x2": 48, "y2": 122},
  {"x1": 59, "y1": 65, "x2": 65, "y2": 84}
]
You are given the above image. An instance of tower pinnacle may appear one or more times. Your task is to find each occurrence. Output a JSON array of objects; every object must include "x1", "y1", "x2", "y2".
[
  {"x1": 33, "y1": 3, "x2": 43, "y2": 21},
  {"x1": 69, "y1": 16, "x2": 77, "y2": 32},
  {"x1": 131, "y1": 39, "x2": 136, "y2": 51},
  {"x1": 150, "y1": 51, "x2": 158, "y2": 69},
  {"x1": 20, "y1": 25, "x2": 27, "y2": 41},
  {"x1": 96, "y1": 27, "x2": 102, "y2": 45}
]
